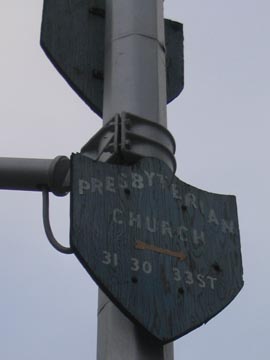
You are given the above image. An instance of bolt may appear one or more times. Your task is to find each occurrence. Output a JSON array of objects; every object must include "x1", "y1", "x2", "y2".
[
  {"x1": 125, "y1": 140, "x2": 131, "y2": 150},
  {"x1": 212, "y1": 263, "x2": 222, "y2": 273},
  {"x1": 106, "y1": 143, "x2": 115, "y2": 153},
  {"x1": 92, "y1": 69, "x2": 104, "y2": 80},
  {"x1": 178, "y1": 287, "x2": 184, "y2": 295},
  {"x1": 88, "y1": 7, "x2": 105, "y2": 18},
  {"x1": 125, "y1": 119, "x2": 132, "y2": 130},
  {"x1": 124, "y1": 188, "x2": 131, "y2": 196}
]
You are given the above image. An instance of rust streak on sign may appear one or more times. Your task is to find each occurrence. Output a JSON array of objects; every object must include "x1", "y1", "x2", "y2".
[{"x1": 135, "y1": 241, "x2": 187, "y2": 261}]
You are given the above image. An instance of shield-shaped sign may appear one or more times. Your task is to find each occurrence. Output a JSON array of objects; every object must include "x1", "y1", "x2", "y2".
[
  {"x1": 70, "y1": 153, "x2": 243, "y2": 343},
  {"x1": 40, "y1": 0, "x2": 184, "y2": 118}
]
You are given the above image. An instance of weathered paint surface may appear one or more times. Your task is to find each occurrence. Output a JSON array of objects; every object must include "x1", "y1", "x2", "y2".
[
  {"x1": 70, "y1": 154, "x2": 244, "y2": 343},
  {"x1": 40, "y1": 0, "x2": 184, "y2": 117},
  {"x1": 41, "y1": 0, "x2": 105, "y2": 116}
]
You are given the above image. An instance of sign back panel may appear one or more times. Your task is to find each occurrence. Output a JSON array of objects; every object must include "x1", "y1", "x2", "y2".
[
  {"x1": 41, "y1": 0, "x2": 184, "y2": 118},
  {"x1": 70, "y1": 154, "x2": 243, "y2": 343}
]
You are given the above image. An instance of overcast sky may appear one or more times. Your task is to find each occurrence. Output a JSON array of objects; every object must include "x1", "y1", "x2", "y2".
[{"x1": 0, "y1": 1, "x2": 269, "y2": 359}]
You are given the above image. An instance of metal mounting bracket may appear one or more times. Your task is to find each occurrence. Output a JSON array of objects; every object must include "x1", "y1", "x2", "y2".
[
  {"x1": 42, "y1": 191, "x2": 73, "y2": 255},
  {"x1": 81, "y1": 112, "x2": 177, "y2": 172}
]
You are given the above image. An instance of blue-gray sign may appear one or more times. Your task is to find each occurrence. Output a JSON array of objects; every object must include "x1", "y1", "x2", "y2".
[
  {"x1": 70, "y1": 153, "x2": 243, "y2": 343},
  {"x1": 41, "y1": 0, "x2": 184, "y2": 118}
]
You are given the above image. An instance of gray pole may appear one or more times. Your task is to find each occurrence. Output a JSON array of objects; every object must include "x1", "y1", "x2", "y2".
[
  {"x1": 102, "y1": 0, "x2": 167, "y2": 126},
  {"x1": 97, "y1": 0, "x2": 174, "y2": 359}
]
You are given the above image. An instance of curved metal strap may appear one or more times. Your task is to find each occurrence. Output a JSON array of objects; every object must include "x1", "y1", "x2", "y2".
[{"x1": 42, "y1": 190, "x2": 73, "y2": 255}]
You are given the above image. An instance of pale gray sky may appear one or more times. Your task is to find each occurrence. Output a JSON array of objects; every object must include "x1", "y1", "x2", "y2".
[{"x1": 0, "y1": 1, "x2": 269, "y2": 359}]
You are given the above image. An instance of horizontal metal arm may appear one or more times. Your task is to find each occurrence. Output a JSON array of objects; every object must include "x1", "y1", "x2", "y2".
[{"x1": 0, "y1": 156, "x2": 70, "y2": 196}]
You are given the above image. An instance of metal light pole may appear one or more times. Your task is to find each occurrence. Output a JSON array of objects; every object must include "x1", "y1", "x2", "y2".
[
  {"x1": 1, "y1": 1, "x2": 244, "y2": 358},
  {"x1": 97, "y1": 0, "x2": 173, "y2": 359},
  {"x1": 102, "y1": 0, "x2": 167, "y2": 126}
]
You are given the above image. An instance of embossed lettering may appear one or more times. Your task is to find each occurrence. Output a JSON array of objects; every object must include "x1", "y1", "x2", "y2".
[
  {"x1": 79, "y1": 179, "x2": 90, "y2": 195},
  {"x1": 185, "y1": 193, "x2": 197, "y2": 209},
  {"x1": 221, "y1": 219, "x2": 234, "y2": 234},
  {"x1": 113, "y1": 208, "x2": 123, "y2": 224},
  {"x1": 131, "y1": 173, "x2": 144, "y2": 189},
  {"x1": 91, "y1": 177, "x2": 103, "y2": 194},
  {"x1": 208, "y1": 209, "x2": 219, "y2": 225},
  {"x1": 129, "y1": 212, "x2": 142, "y2": 228},
  {"x1": 144, "y1": 171, "x2": 156, "y2": 187},
  {"x1": 193, "y1": 229, "x2": 205, "y2": 246}
]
